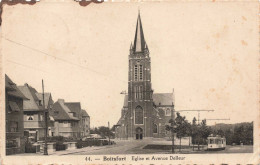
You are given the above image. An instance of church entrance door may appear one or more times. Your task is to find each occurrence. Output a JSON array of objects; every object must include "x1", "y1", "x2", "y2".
[{"x1": 135, "y1": 127, "x2": 143, "y2": 140}]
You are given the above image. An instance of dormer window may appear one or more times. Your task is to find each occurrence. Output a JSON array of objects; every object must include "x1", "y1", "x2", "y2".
[{"x1": 27, "y1": 115, "x2": 34, "y2": 121}]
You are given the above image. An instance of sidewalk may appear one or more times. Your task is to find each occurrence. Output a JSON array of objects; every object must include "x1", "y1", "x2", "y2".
[
  {"x1": 13, "y1": 144, "x2": 118, "y2": 156},
  {"x1": 52, "y1": 144, "x2": 117, "y2": 156}
]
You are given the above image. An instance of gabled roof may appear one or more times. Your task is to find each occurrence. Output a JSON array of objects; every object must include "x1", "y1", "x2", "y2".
[
  {"x1": 153, "y1": 93, "x2": 174, "y2": 106},
  {"x1": 133, "y1": 12, "x2": 146, "y2": 53},
  {"x1": 36, "y1": 93, "x2": 52, "y2": 109},
  {"x1": 18, "y1": 84, "x2": 42, "y2": 111},
  {"x1": 65, "y1": 102, "x2": 81, "y2": 117},
  {"x1": 5, "y1": 75, "x2": 28, "y2": 100},
  {"x1": 51, "y1": 99, "x2": 79, "y2": 121},
  {"x1": 81, "y1": 109, "x2": 89, "y2": 117}
]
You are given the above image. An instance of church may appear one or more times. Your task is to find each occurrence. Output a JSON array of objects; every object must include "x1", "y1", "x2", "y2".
[{"x1": 115, "y1": 12, "x2": 175, "y2": 140}]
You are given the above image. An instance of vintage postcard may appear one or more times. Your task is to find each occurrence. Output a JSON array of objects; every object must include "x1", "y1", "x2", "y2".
[{"x1": 0, "y1": 0, "x2": 259, "y2": 164}]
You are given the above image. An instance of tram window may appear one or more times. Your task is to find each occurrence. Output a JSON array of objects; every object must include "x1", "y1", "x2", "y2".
[{"x1": 209, "y1": 139, "x2": 214, "y2": 144}]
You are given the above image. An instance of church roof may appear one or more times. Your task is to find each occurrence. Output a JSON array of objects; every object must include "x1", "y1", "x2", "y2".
[
  {"x1": 153, "y1": 93, "x2": 174, "y2": 106},
  {"x1": 133, "y1": 12, "x2": 146, "y2": 53},
  {"x1": 122, "y1": 92, "x2": 174, "y2": 107}
]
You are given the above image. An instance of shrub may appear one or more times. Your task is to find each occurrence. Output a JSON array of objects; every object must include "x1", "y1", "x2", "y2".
[
  {"x1": 56, "y1": 143, "x2": 66, "y2": 151},
  {"x1": 25, "y1": 142, "x2": 36, "y2": 153}
]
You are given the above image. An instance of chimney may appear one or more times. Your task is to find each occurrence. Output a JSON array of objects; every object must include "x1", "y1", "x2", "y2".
[{"x1": 58, "y1": 99, "x2": 65, "y2": 104}]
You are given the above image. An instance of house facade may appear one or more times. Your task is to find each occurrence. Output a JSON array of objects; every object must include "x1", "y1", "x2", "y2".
[
  {"x1": 51, "y1": 99, "x2": 80, "y2": 138},
  {"x1": 18, "y1": 84, "x2": 46, "y2": 141},
  {"x1": 35, "y1": 92, "x2": 55, "y2": 137},
  {"x1": 5, "y1": 75, "x2": 28, "y2": 155}
]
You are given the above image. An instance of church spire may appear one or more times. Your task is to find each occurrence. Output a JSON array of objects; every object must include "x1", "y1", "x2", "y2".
[{"x1": 133, "y1": 11, "x2": 146, "y2": 53}]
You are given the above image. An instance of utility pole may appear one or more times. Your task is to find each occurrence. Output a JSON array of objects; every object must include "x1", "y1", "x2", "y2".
[
  {"x1": 177, "y1": 110, "x2": 214, "y2": 125},
  {"x1": 108, "y1": 121, "x2": 110, "y2": 145},
  {"x1": 42, "y1": 79, "x2": 48, "y2": 155}
]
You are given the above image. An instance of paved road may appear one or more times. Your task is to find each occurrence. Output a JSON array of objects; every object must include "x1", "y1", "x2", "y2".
[
  {"x1": 57, "y1": 140, "x2": 155, "y2": 155},
  {"x1": 203, "y1": 145, "x2": 253, "y2": 154},
  {"x1": 54, "y1": 140, "x2": 253, "y2": 155}
]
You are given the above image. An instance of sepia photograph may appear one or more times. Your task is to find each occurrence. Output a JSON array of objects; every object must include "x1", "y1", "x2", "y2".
[{"x1": 0, "y1": 0, "x2": 258, "y2": 164}]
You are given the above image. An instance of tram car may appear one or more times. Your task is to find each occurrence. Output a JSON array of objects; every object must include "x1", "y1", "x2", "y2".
[{"x1": 207, "y1": 135, "x2": 226, "y2": 150}]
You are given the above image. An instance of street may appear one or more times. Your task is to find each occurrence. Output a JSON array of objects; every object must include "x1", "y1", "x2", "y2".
[
  {"x1": 13, "y1": 139, "x2": 253, "y2": 156},
  {"x1": 47, "y1": 140, "x2": 253, "y2": 155}
]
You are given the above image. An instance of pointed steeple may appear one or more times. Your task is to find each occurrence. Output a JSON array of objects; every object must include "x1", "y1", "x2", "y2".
[{"x1": 133, "y1": 11, "x2": 146, "y2": 53}]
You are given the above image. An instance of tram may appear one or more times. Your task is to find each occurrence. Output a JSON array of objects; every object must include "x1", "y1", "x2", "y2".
[{"x1": 207, "y1": 135, "x2": 226, "y2": 150}]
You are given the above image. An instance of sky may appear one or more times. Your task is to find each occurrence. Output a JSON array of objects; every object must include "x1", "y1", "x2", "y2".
[{"x1": 2, "y1": 1, "x2": 258, "y2": 127}]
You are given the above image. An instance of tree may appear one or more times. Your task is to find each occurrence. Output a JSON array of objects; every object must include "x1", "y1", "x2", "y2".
[
  {"x1": 190, "y1": 117, "x2": 199, "y2": 150},
  {"x1": 165, "y1": 118, "x2": 176, "y2": 153},
  {"x1": 175, "y1": 112, "x2": 190, "y2": 152},
  {"x1": 199, "y1": 119, "x2": 211, "y2": 144},
  {"x1": 90, "y1": 126, "x2": 114, "y2": 139},
  {"x1": 192, "y1": 119, "x2": 211, "y2": 150}
]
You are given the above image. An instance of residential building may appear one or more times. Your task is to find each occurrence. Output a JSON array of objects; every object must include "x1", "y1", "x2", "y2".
[
  {"x1": 35, "y1": 92, "x2": 55, "y2": 137},
  {"x1": 5, "y1": 75, "x2": 28, "y2": 155},
  {"x1": 81, "y1": 109, "x2": 90, "y2": 137},
  {"x1": 18, "y1": 83, "x2": 46, "y2": 141},
  {"x1": 50, "y1": 99, "x2": 80, "y2": 138},
  {"x1": 64, "y1": 102, "x2": 83, "y2": 137}
]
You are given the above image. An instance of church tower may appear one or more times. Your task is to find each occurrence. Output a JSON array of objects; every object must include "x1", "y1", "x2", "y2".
[{"x1": 127, "y1": 12, "x2": 154, "y2": 139}]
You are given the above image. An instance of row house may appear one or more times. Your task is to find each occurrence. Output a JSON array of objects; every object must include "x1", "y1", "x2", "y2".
[
  {"x1": 50, "y1": 99, "x2": 80, "y2": 137},
  {"x1": 50, "y1": 99, "x2": 91, "y2": 138},
  {"x1": 35, "y1": 92, "x2": 55, "y2": 137},
  {"x1": 18, "y1": 83, "x2": 54, "y2": 141},
  {"x1": 5, "y1": 75, "x2": 28, "y2": 155}
]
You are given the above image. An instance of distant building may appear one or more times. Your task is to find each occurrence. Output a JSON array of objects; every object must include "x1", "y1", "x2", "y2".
[
  {"x1": 5, "y1": 75, "x2": 28, "y2": 155},
  {"x1": 51, "y1": 99, "x2": 80, "y2": 138},
  {"x1": 115, "y1": 13, "x2": 175, "y2": 140},
  {"x1": 81, "y1": 109, "x2": 90, "y2": 136}
]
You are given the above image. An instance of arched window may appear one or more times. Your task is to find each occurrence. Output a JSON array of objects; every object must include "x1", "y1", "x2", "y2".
[
  {"x1": 166, "y1": 108, "x2": 171, "y2": 116},
  {"x1": 135, "y1": 106, "x2": 143, "y2": 124},
  {"x1": 153, "y1": 123, "x2": 158, "y2": 133}
]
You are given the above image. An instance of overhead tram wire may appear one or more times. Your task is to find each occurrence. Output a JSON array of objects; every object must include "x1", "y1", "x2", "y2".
[{"x1": 3, "y1": 37, "x2": 127, "y2": 84}]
